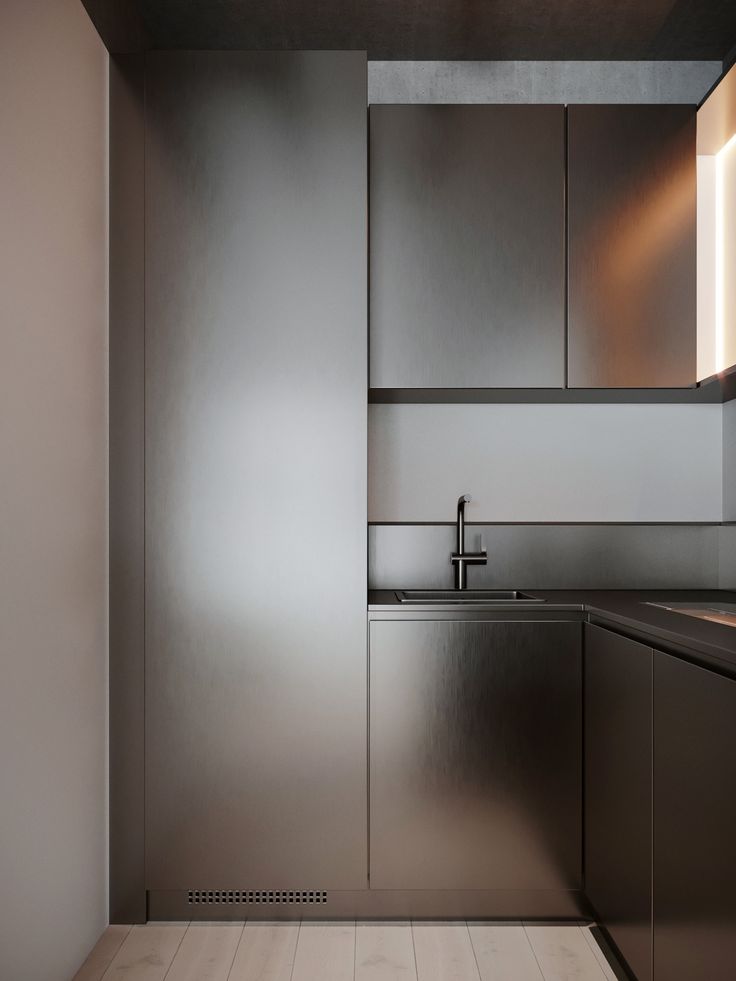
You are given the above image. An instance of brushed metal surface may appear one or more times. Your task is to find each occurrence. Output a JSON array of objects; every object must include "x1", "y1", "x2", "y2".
[
  {"x1": 148, "y1": 887, "x2": 587, "y2": 921},
  {"x1": 108, "y1": 53, "x2": 146, "y2": 924},
  {"x1": 720, "y1": 525, "x2": 736, "y2": 589},
  {"x1": 368, "y1": 524, "x2": 721, "y2": 590},
  {"x1": 723, "y1": 400, "x2": 736, "y2": 521},
  {"x1": 395, "y1": 590, "x2": 544, "y2": 603},
  {"x1": 368, "y1": 61, "x2": 721, "y2": 106},
  {"x1": 584, "y1": 624, "x2": 652, "y2": 981},
  {"x1": 568, "y1": 105, "x2": 696, "y2": 388},
  {"x1": 368, "y1": 403, "x2": 723, "y2": 523},
  {"x1": 145, "y1": 51, "x2": 367, "y2": 890},
  {"x1": 653, "y1": 652, "x2": 736, "y2": 981},
  {"x1": 369, "y1": 620, "x2": 582, "y2": 890},
  {"x1": 368, "y1": 386, "x2": 719, "y2": 403},
  {"x1": 370, "y1": 105, "x2": 565, "y2": 388}
]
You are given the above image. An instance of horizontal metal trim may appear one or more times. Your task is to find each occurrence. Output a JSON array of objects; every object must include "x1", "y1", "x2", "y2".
[
  {"x1": 369, "y1": 385, "x2": 724, "y2": 404},
  {"x1": 368, "y1": 521, "x2": 723, "y2": 527}
]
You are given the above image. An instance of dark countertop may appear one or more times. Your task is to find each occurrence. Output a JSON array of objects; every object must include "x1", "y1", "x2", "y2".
[{"x1": 368, "y1": 589, "x2": 736, "y2": 676}]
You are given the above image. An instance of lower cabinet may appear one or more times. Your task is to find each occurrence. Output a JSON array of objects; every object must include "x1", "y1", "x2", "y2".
[
  {"x1": 653, "y1": 652, "x2": 736, "y2": 981},
  {"x1": 585, "y1": 624, "x2": 653, "y2": 981},
  {"x1": 369, "y1": 619, "x2": 582, "y2": 892},
  {"x1": 585, "y1": 625, "x2": 736, "y2": 981}
]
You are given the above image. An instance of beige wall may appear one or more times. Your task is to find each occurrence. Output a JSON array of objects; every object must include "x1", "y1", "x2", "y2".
[{"x1": 0, "y1": 2, "x2": 108, "y2": 979}]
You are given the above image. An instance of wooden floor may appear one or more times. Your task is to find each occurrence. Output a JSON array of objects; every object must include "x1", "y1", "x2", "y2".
[{"x1": 72, "y1": 921, "x2": 619, "y2": 981}]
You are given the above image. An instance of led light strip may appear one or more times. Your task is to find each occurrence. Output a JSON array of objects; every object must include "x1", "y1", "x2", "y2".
[{"x1": 715, "y1": 133, "x2": 736, "y2": 373}]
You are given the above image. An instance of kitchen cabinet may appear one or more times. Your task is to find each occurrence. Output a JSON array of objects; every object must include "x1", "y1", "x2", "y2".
[
  {"x1": 369, "y1": 105, "x2": 566, "y2": 388},
  {"x1": 584, "y1": 624, "x2": 652, "y2": 981},
  {"x1": 653, "y1": 652, "x2": 736, "y2": 981},
  {"x1": 369, "y1": 619, "x2": 581, "y2": 891},
  {"x1": 568, "y1": 105, "x2": 696, "y2": 388},
  {"x1": 144, "y1": 52, "x2": 368, "y2": 895}
]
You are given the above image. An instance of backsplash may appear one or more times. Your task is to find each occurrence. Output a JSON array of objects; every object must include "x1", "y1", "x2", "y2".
[
  {"x1": 720, "y1": 525, "x2": 736, "y2": 589},
  {"x1": 369, "y1": 403, "x2": 723, "y2": 523},
  {"x1": 369, "y1": 523, "x2": 723, "y2": 590}
]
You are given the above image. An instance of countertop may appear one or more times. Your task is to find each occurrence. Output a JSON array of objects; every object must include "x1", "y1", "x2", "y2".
[{"x1": 368, "y1": 589, "x2": 736, "y2": 676}]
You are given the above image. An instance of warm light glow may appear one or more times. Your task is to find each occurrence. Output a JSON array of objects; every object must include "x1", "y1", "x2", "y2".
[{"x1": 715, "y1": 133, "x2": 736, "y2": 373}]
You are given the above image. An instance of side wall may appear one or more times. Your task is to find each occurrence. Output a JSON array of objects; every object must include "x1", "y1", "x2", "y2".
[{"x1": 0, "y1": 2, "x2": 108, "y2": 978}]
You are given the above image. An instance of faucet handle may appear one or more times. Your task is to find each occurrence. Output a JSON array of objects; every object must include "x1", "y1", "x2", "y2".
[{"x1": 478, "y1": 533, "x2": 487, "y2": 555}]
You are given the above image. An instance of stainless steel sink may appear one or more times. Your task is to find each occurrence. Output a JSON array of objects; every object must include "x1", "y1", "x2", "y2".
[
  {"x1": 646, "y1": 601, "x2": 736, "y2": 627},
  {"x1": 395, "y1": 590, "x2": 545, "y2": 604}
]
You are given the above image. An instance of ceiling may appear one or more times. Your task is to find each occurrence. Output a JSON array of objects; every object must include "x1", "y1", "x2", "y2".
[{"x1": 132, "y1": 0, "x2": 736, "y2": 61}]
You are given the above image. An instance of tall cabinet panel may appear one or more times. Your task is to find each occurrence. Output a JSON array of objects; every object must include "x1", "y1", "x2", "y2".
[
  {"x1": 144, "y1": 52, "x2": 367, "y2": 890},
  {"x1": 370, "y1": 106, "x2": 566, "y2": 388},
  {"x1": 584, "y1": 625, "x2": 652, "y2": 981},
  {"x1": 653, "y1": 653, "x2": 736, "y2": 981},
  {"x1": 568, "y1": 105, "x2": 696, "y2": 388}
]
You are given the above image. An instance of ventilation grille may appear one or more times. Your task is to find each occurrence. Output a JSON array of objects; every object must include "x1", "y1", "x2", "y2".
[{"x1": 188, "y1": 889, "x2": 327, "y2": 905}]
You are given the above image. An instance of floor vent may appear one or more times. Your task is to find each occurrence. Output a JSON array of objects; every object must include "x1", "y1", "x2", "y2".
[{"x1": 187, "y1": 889, "x2": 328, "y2": 905}]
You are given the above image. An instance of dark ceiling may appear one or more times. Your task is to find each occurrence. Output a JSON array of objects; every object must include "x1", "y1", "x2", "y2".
[{"x1": 132, "y1": 0, "x2": 736, "y2": 61}]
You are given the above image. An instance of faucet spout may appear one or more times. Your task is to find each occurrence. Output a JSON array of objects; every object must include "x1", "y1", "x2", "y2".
[
  {"x1": 451, "y1": 493, "x2": 487, "y2": 589},
  {"x1": 456, "y1": 494, "x2": 470, "y2": 557}
]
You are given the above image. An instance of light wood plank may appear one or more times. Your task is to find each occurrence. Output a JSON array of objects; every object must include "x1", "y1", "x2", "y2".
[
  {"x1": 228, "y1": 922, "x2": 300, "y2": 981},
  {"x1": 411, "y1": 922, "x2": 480, "y2": 981},
  {"x1": 291, "y1": 921, "x2": 356, "y2": 981},
  {"x1": 100, "y1": 923, "x2": 188, "y2": 981},
  {"x1": 73, "y1": 925, "x2": 133, "y2": 981},
  {"x1": 579, "y1": 927, "x2": 618, "y2": 981},
  {"x1": 164, "y1": 922, "x2": 243, "y2": 981},
  {"x1": 356, "y1": 921, "x2": 417, "y2": 981},
  {"x1": 523, "y1": 925, "x2": 609, "y2": 981},
  {"x1": 467, "y1": 922, "x2": 543, "y2": 981}
]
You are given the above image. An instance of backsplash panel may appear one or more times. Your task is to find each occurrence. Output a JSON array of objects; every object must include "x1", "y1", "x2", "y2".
[
  {"x1": 369, "y1": 403, "x2": 723, "y2": 523},
  {"x1": 723, "y1": 399, "x2": 736, "y2": 522},
  {"x1": 369, "y1": 524, "x2": 721, "y2": 590},
  {"x1": 719, "y1": 526, "x2": 736, "y2": 589}
]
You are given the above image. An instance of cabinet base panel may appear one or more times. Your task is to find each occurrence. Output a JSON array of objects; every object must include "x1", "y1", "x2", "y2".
[{"x1": 147, "y1": 889, "x2": 588, "y2": 921}]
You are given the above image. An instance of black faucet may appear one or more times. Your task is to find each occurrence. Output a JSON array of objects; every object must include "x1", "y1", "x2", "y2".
[{"x1": 450, "y1": 494, "x2": 487, "y2": 589}]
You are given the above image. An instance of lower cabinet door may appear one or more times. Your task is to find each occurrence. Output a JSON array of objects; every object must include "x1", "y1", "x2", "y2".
[
  {"x1": 585, "y1": 625, "x2": 652, "y2": 981},
  {"x1": 654, "y1": 653, "x2": 736, "y2": 981},
  {"x1": 369, "y1": 619, "x2": 582, "y2": 891}
]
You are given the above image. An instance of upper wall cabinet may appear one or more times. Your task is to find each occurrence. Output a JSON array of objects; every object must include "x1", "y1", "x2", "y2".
[
  {"x1": 370, "y1": 105, "x2": 566, "y2": 388},
  {"x1": 568, "y1": 106, "x2": 696, "y2": 388}
]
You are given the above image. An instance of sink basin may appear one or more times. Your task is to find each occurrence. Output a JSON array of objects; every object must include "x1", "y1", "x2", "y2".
[
  {"x1": 646, "y1": 601, "x2": 736, "y2": 628},
  {"x1": 395, "y1": 590, "x2": 545, "y2": 604}
]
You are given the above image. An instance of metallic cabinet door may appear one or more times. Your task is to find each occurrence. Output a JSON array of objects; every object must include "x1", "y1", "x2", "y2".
[
  {"x1": 144, "y1": 52, "x2": 367, "y2": 890},
  {"x1": 369, "y1": 620, "x2": 582, "y2": 890},
  {"x1": 369, "y1": 106, "x2": 565, "y2": 388},
  {"x1": 584, "y1": 625, "x2": 652, "y2": 981},
  {"x1": 653, "y1": 653, "x2": 736, "y2": 981},
  {"x1": 568, "y1": 105, "x2": 696, "y2": 388}
]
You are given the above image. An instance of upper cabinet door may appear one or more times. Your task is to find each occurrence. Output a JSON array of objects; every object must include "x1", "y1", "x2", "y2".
[
  {"x1": 568, "y1": 105, "x2": 696, "y2": 388},
  {"x1": 370, "y1": 105, "x2": 566, "y2": 388}
]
